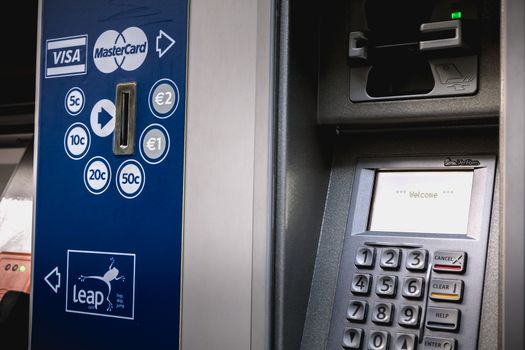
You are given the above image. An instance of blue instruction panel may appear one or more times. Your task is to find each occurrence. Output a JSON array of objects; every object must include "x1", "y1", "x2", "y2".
[{"x1": 31, "y1": 1, "x2": 188, "y2": 348}]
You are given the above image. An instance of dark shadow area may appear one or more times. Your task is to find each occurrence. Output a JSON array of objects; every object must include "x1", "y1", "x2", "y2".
[
  {"x1": 0, "y1": 0, "x2": 38, "y2": 118},
  {"x1": 0, "y1": 291, "x2": 30, "y2": 350}
]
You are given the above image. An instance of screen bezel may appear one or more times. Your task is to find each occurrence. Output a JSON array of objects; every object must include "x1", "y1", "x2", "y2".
[{"x1": 348, "y1": 156, "x2": 496, "y2": 240}]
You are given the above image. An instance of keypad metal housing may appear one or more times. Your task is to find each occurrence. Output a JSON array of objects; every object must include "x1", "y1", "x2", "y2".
[{"x1": 327, "y1": 156, "x2": 496, "y2": 350}]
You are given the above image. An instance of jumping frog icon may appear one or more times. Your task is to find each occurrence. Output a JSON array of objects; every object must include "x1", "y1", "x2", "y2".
[{"x1": 78, "y1": 257, "x2": 125, "y2": 311}]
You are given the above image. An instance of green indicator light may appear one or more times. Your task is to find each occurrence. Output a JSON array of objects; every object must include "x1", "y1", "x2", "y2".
[
  {"x1": 451, "y1": 11, "x2": 462, "y2": 19},
  {"x1": 19, "y1": 265, "x2": 26, "y2": 273}
]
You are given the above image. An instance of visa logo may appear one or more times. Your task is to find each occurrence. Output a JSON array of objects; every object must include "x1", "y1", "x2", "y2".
[
  {"x1": 53, "y1": 49, "x2": 81, "y2": 65},
  {"x1": 45, "y1": 35, "x2": 88, "y2": 78}
]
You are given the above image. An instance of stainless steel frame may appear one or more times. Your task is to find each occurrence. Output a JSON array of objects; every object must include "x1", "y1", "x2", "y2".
[
  {"x1": 181, "y1": 1, "x2": 274, "y2": 349},
  {"x1": 501, "y1": 0, "x2": 525, "y2": 349}
]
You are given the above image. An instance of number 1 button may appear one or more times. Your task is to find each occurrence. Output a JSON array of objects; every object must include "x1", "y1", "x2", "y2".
[
  {"x1": 380, "y1": 248, "x2": 401, "y2": 270},
  {"x1": 355, "y1": 247, "x2": 376, "y2": 268}
]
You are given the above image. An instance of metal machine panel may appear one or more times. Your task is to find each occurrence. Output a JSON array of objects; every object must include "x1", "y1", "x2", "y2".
[{"x1": 31, "y1": 0, "x2": 188, "y2": 348}]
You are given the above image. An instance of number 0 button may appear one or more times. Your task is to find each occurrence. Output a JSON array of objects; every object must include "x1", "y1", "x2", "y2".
[
  {"x1": 368, "y1": 331, "x2": 389, "y2": 350},
  {"x1": 380, "y1": 248, "x2": 401, "y2": 270},
  {"x1": 355, "y1": 246, "x2": 375, "y2": 268},
  {"x1": 351, "y1": 274, "x2": 372, "y2": 295}
]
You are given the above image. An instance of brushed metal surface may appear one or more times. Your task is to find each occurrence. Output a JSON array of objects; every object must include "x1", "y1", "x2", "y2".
[
  {"x1": 251, "y1": 0, "x2": 274, "y2": 349},
  {"x1": 182, "y1": 1, "x2": 273, "y2": 349},
  {"x1": 501, "y1": 0, "x2": 525, "y2": 349}
]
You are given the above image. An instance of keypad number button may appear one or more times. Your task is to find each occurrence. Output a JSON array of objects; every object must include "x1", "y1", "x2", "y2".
[
  {"x1": 398, "y1": 305, "x2": 421, "y2": 328},
  {"x1": 402, "y1": 277, "x2": 425, "y2": 299},
  {"x1": 371, "y1": 302, "x2": 394, "y2": 325},
  {"x1": 342, "y1": 328, "x2": 363, "y2": 349},
  {"x1": 368, "y1": 331, "x2": 390, "y2": 350},
  {"x1": 355, "y1": 246, "x2": 376, "y2": 268},
  {"x1": 351, "y1": 274, "x2": 372, "y2": 295},
  {"x1": 395, "y1": 334, "x2": 417, "y2": 350},
  {"x1": 376, "y1": 275, "x2": 397, "y2": 297},
  {"x1": 406, "y1": 249, "x2": 428, "y2": 271},
  {"x1": 347, "y1": 300, "x2": 368, "y2": 322},
  {"x1": 380, "y1": 248, "x2": 401, "y2": 270}
]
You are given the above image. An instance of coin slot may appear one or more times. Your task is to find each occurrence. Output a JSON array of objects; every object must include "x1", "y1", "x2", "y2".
[
  {"x1": 120, "y1": 92, "x2": 129, "y2": 147},
  {"x1": 114, "y1": 82, "x2": 136, "y2": 155}
]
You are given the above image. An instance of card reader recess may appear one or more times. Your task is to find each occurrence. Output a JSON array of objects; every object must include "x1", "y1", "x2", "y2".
[{"x1": 348, "y1": 0, "x2": 480, "y2": 101}]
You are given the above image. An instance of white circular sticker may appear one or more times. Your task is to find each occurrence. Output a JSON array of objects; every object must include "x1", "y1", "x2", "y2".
[
  {"x1": 90, "y1": 99, "x2": 115, "y2": 137},
  {"x1": 116, "y1": 160, "x2": 145, "y2": 199},
  {"x1": 84, "y1": 157, "x2": 111, "y2": 195},
  {"x1": 139, "y1": 124, "x2": 170, "y2": 164},
  {"x1": 93, "y1": 27, "x2": 148, "y2": 74},
  {"x1": 64, "y1": 123, "x2": 90, "y2": 160},
  {"x1": 65, "y1": 87, "x2": 85, "y2": 116},
  {"x1": 148, "y1": 78, "x2": 179, "y2": 119}
]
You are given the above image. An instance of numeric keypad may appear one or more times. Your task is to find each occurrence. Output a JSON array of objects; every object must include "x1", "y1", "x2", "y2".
[{"x1": 340, "y1": 245, "x2": 469, "y2": 350}]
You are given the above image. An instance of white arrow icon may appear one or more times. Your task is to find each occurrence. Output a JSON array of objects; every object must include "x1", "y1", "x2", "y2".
[
  {"x1": 156, "y1": 30, "x2": 176, "y2": 58},
  {"x1": 44, "y1": 266, "x2": 61, "y2": 294}
]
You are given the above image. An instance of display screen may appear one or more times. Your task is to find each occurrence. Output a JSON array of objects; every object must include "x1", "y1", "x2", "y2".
[{"x1": 368, "y1": 171, "x2": 474, "y2": 234}]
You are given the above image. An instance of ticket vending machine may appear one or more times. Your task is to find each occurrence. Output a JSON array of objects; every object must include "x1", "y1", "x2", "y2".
[
  {"x1": 273, "y1": 0, "x2": 509, "y2": 350},
  {"x1": 26, "y1": 0, "x2": 525, "y2": 350},
  {"x1": 31, "y1": 1, "x2": 187, "y2": 348}
]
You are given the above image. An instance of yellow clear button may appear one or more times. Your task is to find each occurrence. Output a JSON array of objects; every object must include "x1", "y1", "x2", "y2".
[{"x1": 429, "y1": 279, "x2": 463, "y2": 302}]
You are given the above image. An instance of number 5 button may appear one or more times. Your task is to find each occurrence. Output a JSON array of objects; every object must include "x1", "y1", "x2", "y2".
[
  {"x1": 376, "y1": 275, "x2": 397, "y2": 297},
  {"x1": 406, "y1": 249, "x2": 428, "y2": 271}
]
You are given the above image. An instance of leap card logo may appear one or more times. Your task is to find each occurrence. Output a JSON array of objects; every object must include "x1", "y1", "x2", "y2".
[{"x1": 66, "y1": 250, "x2": 136, "y2": 320}]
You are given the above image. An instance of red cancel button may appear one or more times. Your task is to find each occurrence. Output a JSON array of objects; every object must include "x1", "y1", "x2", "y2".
[{"x1": 432, "y1": 251, "x2": 467, "y2": 274}]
